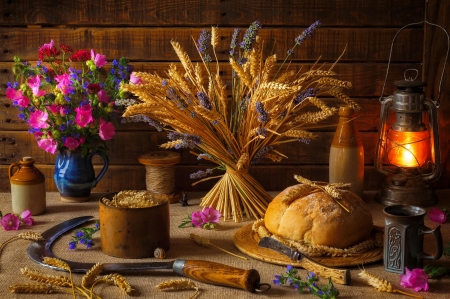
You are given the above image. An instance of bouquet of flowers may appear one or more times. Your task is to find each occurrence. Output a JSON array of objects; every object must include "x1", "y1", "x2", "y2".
[
  {"x1": 120, "y1": 21, "x2": 359, "y2": 221},
  {"x1": 6, "y1": 40, "x2": 133, "y2": 156}
]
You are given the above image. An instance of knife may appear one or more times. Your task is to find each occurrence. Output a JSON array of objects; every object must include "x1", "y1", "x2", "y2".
[
  {"x1": 27, "y1": 216, "x2": 262, "y2": 292},
  {"x1": 258, "y1": 237, "x2": 351, "y2": 285}
]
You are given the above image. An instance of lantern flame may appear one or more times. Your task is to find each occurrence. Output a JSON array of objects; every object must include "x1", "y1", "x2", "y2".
[{"x1": 387, "y1": 130, "x2": 430, "y2": 168}]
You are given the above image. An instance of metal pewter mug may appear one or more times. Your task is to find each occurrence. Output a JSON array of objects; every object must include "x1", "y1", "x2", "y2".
[{"x1": 383, "y1": 205, "x2": 443, "y2": 274}]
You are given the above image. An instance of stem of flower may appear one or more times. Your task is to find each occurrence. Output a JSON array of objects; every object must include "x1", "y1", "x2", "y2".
[
  {"x1": 393, "y1": 289, "x2": 423, "y2": 299},
  {"x1": 209, "y1": 243, "x2": 248, "y2": 260}
]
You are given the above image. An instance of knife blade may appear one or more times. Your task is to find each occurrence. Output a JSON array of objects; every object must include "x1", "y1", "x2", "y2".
[
  {"x1": 258, "y1": 237, "x2": 351, "y2": 285},
  {"x1": 27, "y1": 216, "x2": 261, "y2": 292}
]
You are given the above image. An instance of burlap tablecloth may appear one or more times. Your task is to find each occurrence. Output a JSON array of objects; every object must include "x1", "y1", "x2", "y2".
[{"x1": 1, "y1": 190, "x2": 449, "y2": 299}]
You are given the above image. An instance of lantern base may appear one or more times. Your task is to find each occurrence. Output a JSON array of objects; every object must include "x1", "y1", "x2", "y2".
[{"x1": 374, "y1": 173, "x2": 438, "y2": 207}]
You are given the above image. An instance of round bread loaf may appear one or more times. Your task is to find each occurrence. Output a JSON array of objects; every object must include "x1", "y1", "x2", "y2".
[{"x1": 264, "y1": 185, "x2": 373, "y2": 248}]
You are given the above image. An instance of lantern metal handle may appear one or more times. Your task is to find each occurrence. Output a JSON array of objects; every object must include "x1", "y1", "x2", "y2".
[{"x1": 380, "y1": 21, "x2": 450, "y2": 108}]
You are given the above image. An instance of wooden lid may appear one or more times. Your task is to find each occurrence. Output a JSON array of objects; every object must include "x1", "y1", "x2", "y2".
[{"x1": 138, "y1": 151, "x2": 181, "y2": 166}]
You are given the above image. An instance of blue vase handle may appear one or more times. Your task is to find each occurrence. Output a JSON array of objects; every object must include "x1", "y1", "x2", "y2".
[{"x1": 87, "y1": 151, "x2": 109, "y2": 188}]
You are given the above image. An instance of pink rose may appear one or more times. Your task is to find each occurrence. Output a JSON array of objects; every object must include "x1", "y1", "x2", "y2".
[
  {"x1": 63, "y1": 137, "x2": 80, "y2": 150},
  {"x1": 97, "y1": 89, "x2": 110, "y2": 103},
  {"x1": 37, "y1": 137, "x2": 58, "y2": 154},
  {"x1": 400, "y1": 268, "x2": 429, "y2": 292},
  {"x1": 200, "y1": 206, "x2": 221, "y2": 224},
  {"x1": 1, "y1": 213, "x2": 20, "y2": 231},
  {"x1": 29, "y1": 110, "x2": 50, "y2": 129},
  {"x1": 90, "y1": 49, "x2": 107, "y2": 68},
  {"x1": 20, "y1": 210, "x2": 34, "y2": 226},
  {"x1": 27, "y1": 76, "x2": 47, "y2": 97},
  {"x1": 75, "y1": 104, "x2": 94, "y2": 127},
  {"x1": 130, "y1": 72, "x2": 142, "y2": 84},
  {"x1": 99, "y1": 119, "x2": 115, "y2": 140},
  {"x1": 55, "y1": 73, "x2": 72, "y2": 95},
  {"x1": 191, "y1": 211, "x2": 203, "y2": 227},
  {"x1": 429, "y1": 207, "x2": 447, "y2": 224}
]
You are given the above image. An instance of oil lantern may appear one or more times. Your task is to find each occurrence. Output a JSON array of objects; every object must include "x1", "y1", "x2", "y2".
[{"x1": 374, "y1": 73, "x2": 441, "y2": 206}]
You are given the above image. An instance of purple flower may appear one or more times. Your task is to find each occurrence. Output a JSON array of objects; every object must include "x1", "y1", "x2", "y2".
[
  {"x1": 240, "y1": 20, "x2": 262, "y2": 52},
  {"x1": 1, "y1": 213, "x2": 20, "y2": 231},
  {"x1": 20, "y1": 210, "x2": 34, "y2": 226},
  {"x1": 273, "y1": 274, "x2": 282, "y2": 285},
  {"x1": 229, "y1": 28, "x2": 241, "y2": 56},
  {"x1": 294, "y1": 88, "x2": 315, "y2": 105},
  {"x1": 429, "y1": 207, "x2": 447, "y2": 223},
  {"x1": 197, "y1": 29, "x2": 212, "y2": 62},
  {"x1": 255, "y1": 101, "x2": 269, "y2": 122},
  {"x1": 200, "y1": 207, "x2": 221, "y2": 224},
  {"x1": 191, "y1": 211, "x2": 204, "y2": 227},
  {"x1": 400, "y1": 268, "x2": 429, "y2": 292},
  {"x1": 68, "y1": 241, "x2": 77, "y2": 250},
  {"x1": 295, "y1": 20, "x2": 321, "y2": 45},
  {"x1": 197, "y1": 91, "x2": 212, "y2": 110}
]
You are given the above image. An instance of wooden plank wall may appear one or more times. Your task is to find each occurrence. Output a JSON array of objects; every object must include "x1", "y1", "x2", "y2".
[{"x1": 0, "y1": 0, "x2": 448, "y2": 194}]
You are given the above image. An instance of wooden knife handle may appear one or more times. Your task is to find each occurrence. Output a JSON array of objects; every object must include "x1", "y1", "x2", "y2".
[
  {"x1": 300, "y1": 256, "x2": 351, "y2": 285},
  {"x1": 173, "y1": 259, "x2": 260, "y2": 292}
]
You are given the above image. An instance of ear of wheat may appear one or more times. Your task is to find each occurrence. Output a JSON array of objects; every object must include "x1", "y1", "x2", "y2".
[{"x1": 358, "y1": 270, "x2": 423, "y2": 299}]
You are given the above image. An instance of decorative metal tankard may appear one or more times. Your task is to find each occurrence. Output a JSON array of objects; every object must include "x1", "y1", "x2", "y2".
[{"x1": 383, "y1": 205, "x2": 443, "y2": 274}]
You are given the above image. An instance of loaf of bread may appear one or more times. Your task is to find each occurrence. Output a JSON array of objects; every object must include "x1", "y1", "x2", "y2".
[{"x1": 264, "y1": 185, "x2": 373, "y2": 249}]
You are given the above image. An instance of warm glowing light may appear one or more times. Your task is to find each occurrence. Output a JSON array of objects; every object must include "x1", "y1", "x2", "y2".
[{"x1": 387, "y1": 130, "x2": 430, "y2": 167}]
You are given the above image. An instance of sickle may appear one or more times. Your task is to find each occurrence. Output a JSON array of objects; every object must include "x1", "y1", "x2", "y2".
[{"x1": 27, "y1": 216, "x2": 267, "y2": 292}]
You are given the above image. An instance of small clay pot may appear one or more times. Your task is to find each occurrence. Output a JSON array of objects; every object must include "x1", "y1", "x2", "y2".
[{"x1": 99, "y1": 192, "x2": 170, "y2": 258}]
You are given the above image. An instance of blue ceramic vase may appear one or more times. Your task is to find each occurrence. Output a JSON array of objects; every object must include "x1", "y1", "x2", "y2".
[{"x1": 54, "y1": 149, "x2": 109, "y2": 202}]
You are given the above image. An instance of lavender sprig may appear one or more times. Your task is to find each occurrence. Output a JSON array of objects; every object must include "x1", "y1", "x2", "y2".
[
  {"x1": 167, "y1": 131, "x2": 201, "y2": 149},
  {"x1": 294, "y1": 88, "x2": 315, "y2": 105},
  {"x1": 197, "y1": 29, "x2": 212, "y2": 63},
  {"x1": 274, "y1": 20, "x2": 321, "y2": 80},
  {"x1": 240, "y1": 20, "x2": 262, "y2": 52},
  {"x1": 255, "y1": 101, "x2": 269, "y2": 122},
  {"x1": 229, "y1": 28, "x2": 241, "y2": 56},
  {"x1": 273, "y1": 266, "x2": 339, "y2": 299},
  {"x1": 197, "y1": 91, "x2": 212, "y2": 110}
]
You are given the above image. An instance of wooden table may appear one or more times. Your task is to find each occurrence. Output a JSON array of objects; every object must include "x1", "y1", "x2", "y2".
[{"x1": 1, "y1": 191, "x2": 449, "y2": 298}]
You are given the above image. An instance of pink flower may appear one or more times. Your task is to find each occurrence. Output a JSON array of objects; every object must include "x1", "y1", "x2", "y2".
[
  {"x1": 97, "y1": 89, "x2": 110, "y2": 103},
  {"x1": 47, "y1": 103, "x2": 60, "y2": 114},
  {"x1": 191, "y1": 211, "x2": 204, "y2": 227},
  {"x1": 400, "y1": 268, "x2": 429, "y2": 292},
  {"x1": 6, "y1": 88, "x2": 31, "y2": 107},
  {"x1": 63, "y1": 137, "x2": 80, "y2": 150},
  {"x1": 38, "y1": 39, "x2": 54, "y2": 53},
  {"x1": 91, "y1": 49, "x2": 107, "y2": 68},
  {"x1": 37, "y1": 137, "x2": 58, "y2": 154},
  {"x1": 130, "y1": 72, "x2": 142, "y2": 84},
  {"x1": 99, "y1": 119, "x2": 116, "y2": 140},
  {"x1": 29, "y1": 110, "x2": 50, "y2": 129},
  {"x1": 55, "y1": 73, "x2": 72, "y2": 95},
  {"x1": 429, "y1": 207, "x2": 446, "y2": 223},
  {"x1": 27, "y1": 76, "x2": 47, "y2": 97},
  {"x1": 75, "y1": 104, "x2": 94, "y2": 127},
  {"x1": 1, "y1": 213, "x2": 20, "y2": 231},
  {"x1": 20, "y1": 210, "x2": 34, "y2": 226},
  {"x1": 200, "y1": 207, "x2": 221, "y2": 224}
]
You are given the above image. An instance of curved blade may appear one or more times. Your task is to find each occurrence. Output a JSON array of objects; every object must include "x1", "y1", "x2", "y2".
[{"x1": 27, "y1": 216, "x2": 174, "y2": 273}]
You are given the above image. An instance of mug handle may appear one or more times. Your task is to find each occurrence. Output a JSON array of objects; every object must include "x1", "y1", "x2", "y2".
[
  {"x1": 8, "y1": 162, "x2": 20, "y2": 179},
  {"x1": 418, "y1": 225, "x2": 443, "y2": 261},
  {"x1": 87, "y1": 151, "x2": 109, "y2": 188}
]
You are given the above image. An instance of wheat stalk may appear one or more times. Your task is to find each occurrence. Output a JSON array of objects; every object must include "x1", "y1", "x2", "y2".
[
  {"x1": 1, "y1": 231, "x2": 44, "y2": 259},
  {"x1": 43, "y1": 257, "x2": 76, "y2": 299},
  {"x1": 358, "y1": 270, "x2": 423, "y2": 298},
  {"x1": 82, "y1": 262, "x2": 103, "y2": 289},
  {"x1": 21, "y1": 267, "x2": 72, "y2": 287},
  {"x1": 9, "y1": 283, "x2": 62, "y2": 294},
  {"x1": 157, "y1": 279, "x2": 199, "y2": 299},
  {"x1": 190, "y1": 233, "x2": 247, "y2": 260},
  {"x1": 102, "y1": 273, "x2": 133, "y2": 295}
]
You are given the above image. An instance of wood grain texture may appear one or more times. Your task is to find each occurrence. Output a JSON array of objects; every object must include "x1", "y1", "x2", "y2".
[
  {"x1": 0, "y1": 61, "x2": 424, "y2": 97},
  {"x1": 0, "y1": 0, "x2": 424, "y2": 26},
  {"x1": 181, "y1": 260, "x2": 260, "y2": 292},
  {"x1": 0, "y1": 28, "x2": 423, "y2": 62}
]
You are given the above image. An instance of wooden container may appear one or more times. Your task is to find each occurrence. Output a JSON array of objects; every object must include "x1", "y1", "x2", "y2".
[{"x1": 99, "y1": 192, "x2": 170, "y2": 258}]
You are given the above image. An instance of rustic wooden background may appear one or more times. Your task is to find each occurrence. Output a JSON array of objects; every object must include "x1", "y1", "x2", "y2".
[{"x1": 0, "y1": 0, "x2": 449, "y2": 194}]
